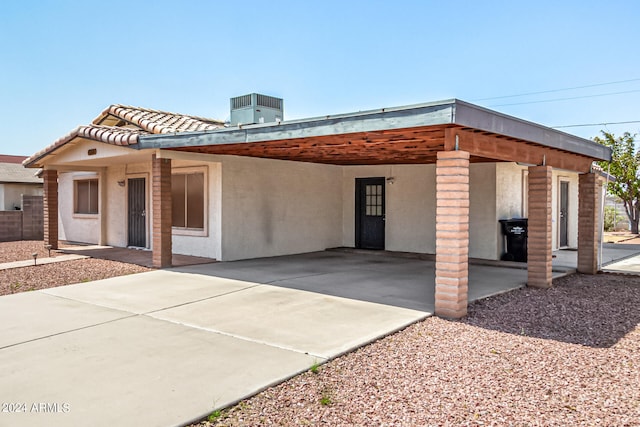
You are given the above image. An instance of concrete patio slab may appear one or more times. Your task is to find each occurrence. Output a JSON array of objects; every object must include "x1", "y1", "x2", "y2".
[
  {"x1": 603, "y1": 253, "x2": 640, "y2": 273},
  {"x1": 0, "y1": 315, "x2": 316, "y2": 427},
  {"x1": 0, "y1": 292, "x2": 130, "y2": 349},
  {"x1": 42, "y1": 270, "x2": 257, "y2": 314},
  {"x1": 151, "y1": 284, "x2": 428, "y2": 359}
]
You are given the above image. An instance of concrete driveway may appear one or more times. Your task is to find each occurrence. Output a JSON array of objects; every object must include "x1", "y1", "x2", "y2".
[
  {"x1": 3, "y1": 248, "x2": 636, "y2": 427},
  {"x1": 0, "y1": 254, "x2": 430, "y2": 427}
]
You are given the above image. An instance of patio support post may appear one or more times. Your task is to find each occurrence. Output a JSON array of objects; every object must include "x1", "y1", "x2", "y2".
[
  {"x1": 434, "y1": 150, "x2": 470, "y2": 318},
  {"x1": 577, "y1": 172, "x2": 602, "y2": 274},
  {"x1": 99, "y1": 167, "x2": 108, "y2": 246},
  {"x1": 527, "y1": 166, "x2": 553, "y2": 288},
  {"x1": 43, "y1": 169, "x2": 58, "y2": 250},
  {"x1": 152, "y1": 155, "x2": 172, "y2": 268}
]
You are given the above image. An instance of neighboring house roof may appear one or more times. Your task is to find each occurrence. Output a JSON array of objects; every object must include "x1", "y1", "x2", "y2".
[
  {"x1": 0, "y1": 155, "x2": 28, "y2": 164},
  {"x1": 24, "y1": 104, "x2": 225, "y2": 167},
  {"x1": 0, "y1": 161, "x2": 42, "y2": 184}
]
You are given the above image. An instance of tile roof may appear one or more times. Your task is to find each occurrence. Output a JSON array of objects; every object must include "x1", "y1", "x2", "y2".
[
  {"x1": 0, "y1": 161, "x2": 42, "y2": 184},
  {"x1": 96, "y1": 105, "x2": 223, "y2": 133},
  {"x1": 24, "y1": 104, "x2": 225, "y2": 167},
  {"x1": 0, "y1": 155, "x2": 28, "y2": 164}
]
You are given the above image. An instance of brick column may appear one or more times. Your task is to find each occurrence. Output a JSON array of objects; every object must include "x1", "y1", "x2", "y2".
[
  {"x1": 527, "y1": 166, "x2": 552, "y2": 288},
  {"x1": 577, "y1": 173, "x2": 601, "y2": 274},
  {"x1": 435, "y1": 150, "x2": 470, "y2": 318},
  {"x1": 152, "y1": 155, "x2": 172, "y2": 268},
  {"x1": 42, "y1": 169, "x2": 58, "y2": 250}
]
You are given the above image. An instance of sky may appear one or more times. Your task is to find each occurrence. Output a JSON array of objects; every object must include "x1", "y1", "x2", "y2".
[{"x1": 1, "y1": 0, "x2": 639, "y2": 157}]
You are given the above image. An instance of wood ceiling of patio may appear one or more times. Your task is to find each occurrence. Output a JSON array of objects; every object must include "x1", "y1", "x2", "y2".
[{"x1": 168, "y1": 124, "x2": 595, "y2": 171}]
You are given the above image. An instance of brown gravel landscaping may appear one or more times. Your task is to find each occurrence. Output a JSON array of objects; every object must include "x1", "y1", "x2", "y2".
[
  {"x1": 195, "y1": 273, "x2": 640, "y2": 427},
  {"x1": 0, "y1": 241, "x2": 150, "y2": 296}
]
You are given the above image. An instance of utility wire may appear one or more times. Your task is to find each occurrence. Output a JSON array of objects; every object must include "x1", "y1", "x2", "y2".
[
  {"x1": 472, "y1": 78, "x2": 640, "y2": 101},
  {"x1": 552, "y1": 120, "x2": 640, "y2": 129},
  {"x1": 487, "y1": 89, "x2": 640, "y2": 107}
]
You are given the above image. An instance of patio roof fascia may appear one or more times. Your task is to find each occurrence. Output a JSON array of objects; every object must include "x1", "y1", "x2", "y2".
[
  {"x1": 452, "y1": 100, "x2": 611, "y2": 161},
  {"x1": 136, "y1": 99, "x2": 611, "y2": 162}
]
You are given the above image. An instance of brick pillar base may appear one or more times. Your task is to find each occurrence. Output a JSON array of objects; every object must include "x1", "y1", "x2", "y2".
[
  {"x1": 527, "y1": 166, "x2": 552, "y2": 288},
  {"x1": 578, "y1": 173, "x2": 601, "y2": 274},
  {"x1": 435, "y1": 150, "x2": 470, "y2": 318},
  {"x1": 43, "y1": 169, "x2": 58, "y2": 250},
  {"x1": 152, "y1": 155, "x2": 172, "y2": 268}
]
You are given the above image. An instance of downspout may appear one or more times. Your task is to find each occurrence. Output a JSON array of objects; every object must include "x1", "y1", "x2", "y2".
[{"x1": 599, "y1": 163, "x2": 611, "y2": 270}]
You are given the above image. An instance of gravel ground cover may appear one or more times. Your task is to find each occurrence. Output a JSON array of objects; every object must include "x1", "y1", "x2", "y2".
[
  {"x1": 195, "y1": 273, "x2": 640, "y2": 427},
  {"x1": 0, "y1": 241, "x2": 150, "y2": 296},
  {"x1": 0, "y1": 240, "x2": 56, "y2": 263}
]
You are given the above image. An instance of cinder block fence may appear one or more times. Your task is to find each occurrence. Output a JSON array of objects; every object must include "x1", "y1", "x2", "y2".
[{"x1": 0, "y1": 195, "x2": 43, "y2": 242}]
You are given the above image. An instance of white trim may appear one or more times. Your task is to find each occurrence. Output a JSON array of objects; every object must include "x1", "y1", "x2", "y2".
[
  {"x1": 171, "y1": 165, "x2": 208, "y2": 237},
  {"x1": 521, "y1": 170, "x2": 529, "y2": 218},
  {"x1": 557, "y1": 176, "x2": 571, "y2": 249}
]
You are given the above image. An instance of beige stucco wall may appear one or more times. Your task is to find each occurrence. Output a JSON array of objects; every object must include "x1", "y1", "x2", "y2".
[
  {"x1": 552, "y1": 170, "x2": 579, "y2": 249},
  {"x1": 52, "y1": 141, "x2": 582, "y2": 262},
  {"x1": 341, "y1": 164, "x2": 437, "y2": 253},
  {"x1": 170, "y1": 160, "x2": 222, "y2": 260},
  {"x1": 0, "y1": 183, "x2": 43, "y2": 211},
  {"x1": 58, "y1": 171, "x2": 100, "y2": 244},
  {"x1": 470, "y1": 163, "x2": 499, "y2": 259},
  {"x1": 219, "y1": 155, "x2": 343, "y2": 261}
]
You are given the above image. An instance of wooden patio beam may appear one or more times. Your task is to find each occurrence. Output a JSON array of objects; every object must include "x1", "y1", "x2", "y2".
[{"x1": 449, "y1": 129, "x2": 594, "y2": 172}]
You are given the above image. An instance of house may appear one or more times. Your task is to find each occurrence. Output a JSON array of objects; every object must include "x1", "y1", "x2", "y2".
[
  {"x1": 0, "y1": 154, "x2": 43, "y2": 210},
  {"x1": 24, "y1": 96, "x2": 611, "y2": 318}
]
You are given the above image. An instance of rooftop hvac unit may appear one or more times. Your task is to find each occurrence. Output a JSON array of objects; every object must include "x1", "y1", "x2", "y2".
[{"x1": 230, "y1": 93, "x2": 283, "y2": 126}]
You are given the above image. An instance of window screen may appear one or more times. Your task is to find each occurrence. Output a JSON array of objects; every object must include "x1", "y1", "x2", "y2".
[
  {"x1": 75, "y1": 179, "x2": 98, "y2": 214},
  {"x1": 171, "y1": 172, "x2": 204, "y2": 229}
]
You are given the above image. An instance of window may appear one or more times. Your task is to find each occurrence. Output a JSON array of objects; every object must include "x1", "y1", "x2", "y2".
[
  {"x1": 365, "y1": 184, "x2": 383, "y2": 216},
  {"x1": 172, "y1": 172, "x2": 204, "y2": 229},
  {"x1": 75, "y1": 179, "x2": 99, "y2": 214}
]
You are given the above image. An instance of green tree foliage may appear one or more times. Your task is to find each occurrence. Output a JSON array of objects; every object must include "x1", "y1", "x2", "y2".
[{"x1": 595, "y1": 131, "x2": 639, "y2": 233}]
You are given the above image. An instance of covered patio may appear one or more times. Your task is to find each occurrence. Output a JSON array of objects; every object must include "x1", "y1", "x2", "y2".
[{"x1": 28, "y1": 99, "x2": 611, "y2": 318}]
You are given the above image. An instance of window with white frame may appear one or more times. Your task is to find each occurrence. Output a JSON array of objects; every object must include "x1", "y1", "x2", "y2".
[
  {"x1": 171, "y1": 170, "x2": 205, "y2": 230},
  {"x1": 74, "y1": 179, "x2": 99, "y2": 214}
]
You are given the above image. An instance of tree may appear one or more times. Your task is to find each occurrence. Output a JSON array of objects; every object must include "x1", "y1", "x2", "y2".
[{"x1": 595, "y1": 131, "x2": 640, "y2": 234}]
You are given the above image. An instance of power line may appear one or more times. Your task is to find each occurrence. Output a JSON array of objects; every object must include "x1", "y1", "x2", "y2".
[
  {"x1": 552, "y1": 120, "x2": 640, "y2": 129},
  {"x1": 487, "y1": 89, "x2": 640, "y2": 107},
  {"x1": 472, "y1": 78, "x2": 640, "y2": 101}
]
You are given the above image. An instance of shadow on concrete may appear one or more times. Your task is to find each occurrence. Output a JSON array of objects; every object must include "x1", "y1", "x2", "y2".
[
  {"x1": 172, "y1": 251, "x2": 530, "y2": 313},
  {"x1": 60, "y1": 244, "x2": 216, "y2": 268},
  {"x1": 462, "y1": 273, "x2": 640, "y2": 348}
]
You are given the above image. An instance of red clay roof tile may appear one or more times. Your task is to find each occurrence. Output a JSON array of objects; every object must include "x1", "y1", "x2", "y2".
[{"x1": 24, "y1": 104, "x2": 225, "y2": 167}]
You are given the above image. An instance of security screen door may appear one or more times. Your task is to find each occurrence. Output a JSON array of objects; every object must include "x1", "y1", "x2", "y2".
[{"x1": 128, "y1": 178, "x2": 146, "y2": 248}]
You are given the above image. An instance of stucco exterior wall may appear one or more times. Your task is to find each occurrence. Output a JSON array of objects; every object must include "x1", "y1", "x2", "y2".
[
  {"x1": 495, "y1": 163, "x2": 527, "y2": 257},
  {"x1": 0, "y1": 183, "x2": 43, "y2": 211},
  {"x1": 552, "y1": 170, "x2": 579, "y2": 249},
  {"x1": 170, "y1": 160, "x2": 222, "y2": 260},
  {"x1": 469, "y1": 163, "x2": 498, "y2": 259},
  {"x1": 219, "y1": 155, "x2": 342, "y2": 261},
  {"x1": 58, "y1": 171, "x2": 100, "y2": 244},
  {"x1": 341, "y1": 165, "x2": 437, "y2": 253},
  {"x1": 341, "y1": 163, "x2": 501, "y2": 260}
]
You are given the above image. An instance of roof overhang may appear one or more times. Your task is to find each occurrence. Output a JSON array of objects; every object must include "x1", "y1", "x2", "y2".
[{"x1": 137, "y1": 99, "x2": 610, "y2": 172}]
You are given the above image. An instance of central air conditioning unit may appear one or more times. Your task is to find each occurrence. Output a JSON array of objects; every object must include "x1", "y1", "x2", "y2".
[{"x1": 230, "y1": 93, "x2": 283, "y2": 126}]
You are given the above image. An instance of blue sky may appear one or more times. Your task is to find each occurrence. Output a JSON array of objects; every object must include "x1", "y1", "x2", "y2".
[{"x1": 1, "y1": 0, "x2": 639, "y2": 156}]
